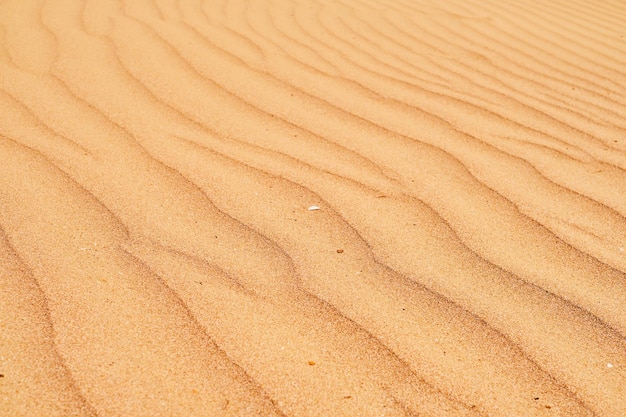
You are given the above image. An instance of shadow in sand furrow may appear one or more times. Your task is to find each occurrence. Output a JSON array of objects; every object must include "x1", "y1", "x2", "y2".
[
  {"x1": 218, "y1": 0, "x2": 617, "y2": 143},
  {"x1": 147, "y1": 134, "x2": 604, "y2": 416},
  {"x1": 149, "y1": 4, "x2": 623, "y2": 204},
  {"x1": 72, "y1": 0, "x2": 619, "y2": 276},
  {"x1": 214, "y1": 1, "x2": 626, "y2": 169},
  {"x1": 121, "y1": 17, "x2": 626, "y2": 275},
  {"x1": 99, "y1": 19, "x2": 626, "y2": 343},
  {"x1": 176, "y1": 49, "x2": 626, "y2": 336},
  {"x1": 477, "y1": 0, "x2": 626, "y2": 65},
  {"x1": 482, "y1": 135, "x2": 626, "y2": 216},
  {"x1": 263, "y1": 32, "x2": 626, "y2": 173},
  {"x1": 411, "y1": 22, "x2": 626, "y2": 133},
  {"x1": 127, "y1": 238, "x2": 481, "y2": 417},
  {"x1": 167, "y1": 130, "x2": 625, "y2": 415},
  {"x1": 0, "y1": 38, "x2": 477, "y2": 417},
  {"x1": 0, "y1": 229, "x2": 97, "y2": 417},
  {"x1": 0, "y1": 139, "x2": 285, "y2": 417},
  {"x1": 1, "y1": 81, "x2": 472, "y2": 415},
  {"x1": 117, "y1": 18, "x2": 396, "y2": 182},
  {"x1": 0, "y1": 2, "x2": 58, "y2": 74},
  {"x1": 443, "y1": 0, "x2": 626, "y2": 73}
]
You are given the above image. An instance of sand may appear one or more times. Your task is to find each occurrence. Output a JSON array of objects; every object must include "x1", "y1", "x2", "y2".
[{"x1": 0, "y1": 0, "x2": 625, "y2": 416}]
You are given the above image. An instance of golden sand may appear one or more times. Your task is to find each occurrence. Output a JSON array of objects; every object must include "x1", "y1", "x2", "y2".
[{"x1": 1, "y1": 0, "x2": 625, "y2": 416}]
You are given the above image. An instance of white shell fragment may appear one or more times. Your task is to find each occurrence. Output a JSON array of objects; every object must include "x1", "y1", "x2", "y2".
[{"x1": 307, "y1": 205, "x2": 321, "y2": 211}]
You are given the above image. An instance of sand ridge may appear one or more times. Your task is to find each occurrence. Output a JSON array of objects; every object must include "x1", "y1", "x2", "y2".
[{"x1": 0, "y1": 0, "x2": 625, "y2": 416}]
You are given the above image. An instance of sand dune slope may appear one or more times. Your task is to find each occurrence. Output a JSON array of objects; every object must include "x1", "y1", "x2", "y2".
[{"x1": 1, "y1": 0, "x2": 625, "y2": 416}]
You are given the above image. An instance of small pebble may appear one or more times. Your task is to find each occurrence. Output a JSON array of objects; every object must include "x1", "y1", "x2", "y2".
[
  {"x1": 607, "y1": 363, "x2": 614, "y2": 368},
  {"x1": 337, "y1": 249, "x2": 344, "y2": 253}
]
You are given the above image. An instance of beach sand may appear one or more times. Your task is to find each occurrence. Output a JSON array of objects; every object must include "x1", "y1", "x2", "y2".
[{"x1": 1, "y1": 0, "x2": 625, "y2": 416}]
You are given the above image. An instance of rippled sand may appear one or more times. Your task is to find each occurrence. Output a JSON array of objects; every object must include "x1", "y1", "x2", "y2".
[{"x1": 1, "y1": 0, "x2": 625, "y2": 416}]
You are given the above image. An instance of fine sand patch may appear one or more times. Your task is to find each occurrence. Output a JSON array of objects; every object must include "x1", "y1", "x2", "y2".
[{"x1": 1, "y1": 0, "x2": 625, "y2": 416}]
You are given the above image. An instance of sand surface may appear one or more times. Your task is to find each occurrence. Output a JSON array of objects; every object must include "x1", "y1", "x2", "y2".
[{"x1": 1, "y1": 0, "x2": 625, "y2": 416}]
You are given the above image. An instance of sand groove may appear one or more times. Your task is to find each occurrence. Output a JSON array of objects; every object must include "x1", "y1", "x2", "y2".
[{"x1": 1, "y1": 0, "x2": 625, "y2": 416}]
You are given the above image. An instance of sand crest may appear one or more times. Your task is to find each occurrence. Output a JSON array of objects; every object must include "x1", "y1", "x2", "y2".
[{"x1": 1, "y1": 0, "x2": 625, "y2": 416}]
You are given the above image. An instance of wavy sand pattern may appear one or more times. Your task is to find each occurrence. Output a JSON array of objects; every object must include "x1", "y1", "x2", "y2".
[{"x1": 1, "y1": 0, "x2": 625, "y2": 416}]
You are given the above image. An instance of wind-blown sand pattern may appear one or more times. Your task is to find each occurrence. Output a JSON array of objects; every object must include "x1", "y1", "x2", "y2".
[{"x1": 1, "y1": 0, "x2": 625, "y2": 415}]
